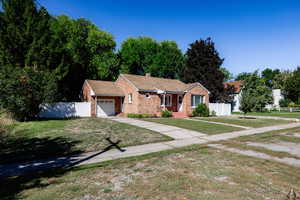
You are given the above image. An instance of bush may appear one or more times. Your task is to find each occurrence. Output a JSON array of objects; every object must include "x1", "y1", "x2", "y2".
[
  {"x1": 161, "y1": 110, "x2": 172, "y2": 118},
  {"x1": 127, "y1": 113, "x2": 153, "y2": 118},
  {"x1": 279, "y1": 99, "x2": 292, "y2": 107},
  {"x1": 192, "y1": 104, "x2": 209, "y2": 117},
  {"x1": 210, "y1": 110, "x2": 217, "y2": 116}
]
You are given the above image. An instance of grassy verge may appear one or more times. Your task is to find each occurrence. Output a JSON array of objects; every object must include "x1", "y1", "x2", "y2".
[
  {"x1": 2, "y1": 144, "x2": 300, "y2": 200},
  {"x1": 0, "y1": 118, "x2": 171, "y2": 165},
  {"x1": 233, "y1": 111, "x2": 300, "y2": 119},
  {"x1": 197, "y1": 117, "x2": 292, "y2": 128},
  {"x1": 142, "y1": 118, "x2": 243, "y2": 134}
]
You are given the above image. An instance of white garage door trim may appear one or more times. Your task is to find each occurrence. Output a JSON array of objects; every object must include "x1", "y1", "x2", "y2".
[{"x1": 97, "y1": 99, "x2": 115, "y2": 117}]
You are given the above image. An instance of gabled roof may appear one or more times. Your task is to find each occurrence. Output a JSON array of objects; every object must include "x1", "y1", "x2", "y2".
[
  {"x1": 224, "y1": 81, "x2": 243, "y2": 93},
  {"x1": 86, "y1": 80, "x2": 125, "y2": 96},
  {"x1": 121, "y1": 74, "x2": 209, "y2": 93}
]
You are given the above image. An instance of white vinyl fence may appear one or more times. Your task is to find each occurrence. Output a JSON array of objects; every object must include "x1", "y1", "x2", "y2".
[
  {"x1": 209, "y1": 103, "x2": 231, "y2": 116},
  {"x1": 39, "y1": 102, "x2": 91, "y2": 118}
]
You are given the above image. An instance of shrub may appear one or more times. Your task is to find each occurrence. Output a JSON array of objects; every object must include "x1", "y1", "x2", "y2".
[
  {"x1": 279, "y1": 99, "x2": 292, "y2": 107},
  {"x1": 161, "y1": 110, "x2": 172, "y2": 118},
  {"x1": 127, "y1": 113, "x2": 153, "y2": 118},
  {"x1": 192, "y1": 104, "x2": 209, "y2": 117},
  {"x1": 210, "y1": 110, "x2": 217, "y2": 116}
]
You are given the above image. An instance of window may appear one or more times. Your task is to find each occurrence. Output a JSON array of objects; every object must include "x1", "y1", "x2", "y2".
[
  {"x1": 191, "y1": 95, "x2": 204, "y2": 107},
  {"x1": 128, "y1": 93, "x2": 133, "y2": 104},
  {"x1": 160, "y1": 94, "x2": 172, "y2": 106}
]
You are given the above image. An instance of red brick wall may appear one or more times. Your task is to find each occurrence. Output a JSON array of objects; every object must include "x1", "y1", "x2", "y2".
[
  {"x1": 137, "y1": 92, "x2": 161, "y2": 115},
  {"x1": 82, "y1": 81, "x2": 96, "y2": 116},
  {"x1": 115, "y1": 76, "x2": 140, "y2": 114},
  {"x1": 182, "y1": 86, "x2": 210, "y2": 116}
]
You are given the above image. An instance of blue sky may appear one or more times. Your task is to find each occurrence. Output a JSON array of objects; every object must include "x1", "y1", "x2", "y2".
[{"x1": 39, "y1": 0, "x2": 300, "y2": 75}]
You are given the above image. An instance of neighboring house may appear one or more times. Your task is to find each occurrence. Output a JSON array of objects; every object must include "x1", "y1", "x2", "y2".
[
  {"x1": 82, "y1": 73, "x2": 210, "y2": 117},
  {"x1": 224, "y1": 81, "x2": 284, "y2": 112},
  {"x1": 224, "y1": 81, "x2": 243, "y2": 112}
]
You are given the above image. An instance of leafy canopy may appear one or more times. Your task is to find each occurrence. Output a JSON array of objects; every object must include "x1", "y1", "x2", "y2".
[
  {"x1": 239, "y1": 71, "x2": 273, "y2": 113},
  {"x1": 118, "y1": 37, "x2": 184, "y2": 79},
  {"x1": 182, "y1": 38, "x2": 230, "y2": 102}
]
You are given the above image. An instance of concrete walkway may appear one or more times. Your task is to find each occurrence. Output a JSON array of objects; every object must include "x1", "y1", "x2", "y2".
[
  {"x1": 232, "y1": 114, "x2": 300, "y2": 122},
  {"x1": 110, "y1": 117, "x2": 206, "y2": 139},
  {"x1": 186, "y1": 118, "x2": 251, "y2": 129},
  {"x1": 208, "y1": 144, "x2": 300, "y2": 167},
  {"x1": 1, "y1": 120, "x2": 299, "y2": 178}
]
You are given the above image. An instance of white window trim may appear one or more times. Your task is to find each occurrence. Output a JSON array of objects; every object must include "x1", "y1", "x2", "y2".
[
  {"x1": 160, "y1": 94, "x2": 172, "y2": 107},
  {"x1": 128, "y1": 93, "x2": 133, "y2": 104},
  {"x1": 191, "y1": 95, "x2": 204, "y2": 108}
]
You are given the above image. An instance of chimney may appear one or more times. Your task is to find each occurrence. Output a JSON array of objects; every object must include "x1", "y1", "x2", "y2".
[{"x1": 145, "y1": 73, "x2": 151, "y2": 77}]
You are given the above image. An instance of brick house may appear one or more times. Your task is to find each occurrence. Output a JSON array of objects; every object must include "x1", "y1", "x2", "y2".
[{"x1": 82, "y1": 73, "x2": 210, "y2": 117}]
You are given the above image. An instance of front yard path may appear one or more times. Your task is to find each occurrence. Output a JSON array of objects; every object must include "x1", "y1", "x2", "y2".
[{"x1": 1, "y1": 118, "x2": 299, "y2": 178}]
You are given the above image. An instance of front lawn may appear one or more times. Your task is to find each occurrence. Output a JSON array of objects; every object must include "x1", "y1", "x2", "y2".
[
  {"x1": 143, "y1": 118, "x2": 242, "y2": 134},
  {"x1": 198, "y1": 117, "x2": 292, "y2": 128},
  {"x1": 2, "y1": 144, "x2": 300, "y2": 200},
  {"x1": 0, "y1": 118, "x2": 171, "y2": 165},
  {"x1": 233, "y1": 111, "x2": 300, "y2": 119}
]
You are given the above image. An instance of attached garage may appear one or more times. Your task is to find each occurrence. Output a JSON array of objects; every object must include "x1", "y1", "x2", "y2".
[
  {"x1": 82, "y1": 80, "x2": 125, "y2": 117},
  {"x1": 97, "y1": 99, "x2": 115, "y2": 117}
]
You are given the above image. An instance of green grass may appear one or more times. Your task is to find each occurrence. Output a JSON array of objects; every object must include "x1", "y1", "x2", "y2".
[
  {"x1": 142, "y1": 118, "x2": 243, "y2": 134},
  {"x1": 197, "y1": 117, "x2": 292, "y2": 128},
  {"x1": 2, "y1": 144, "x2": 300, "y2": 200},
  {"x1": 233, "y1": 111, "x2": 300, "y2": 119},
  {"x1": 0, "y1": 118, "x2": 171, "y2": 165}
]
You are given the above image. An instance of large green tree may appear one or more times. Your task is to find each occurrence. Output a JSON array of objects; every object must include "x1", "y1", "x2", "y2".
[
  {"x1": 261, "y1": 68, "x2": 280, "y2": 88},
  {"x1": 0, "y1": 0, "x2": 59, "y2": 121},
  {"x1": 118, "y1": 37, "x2": 184, "y2": 79},
  {"x1": 182, "y1": 38, "x2": 228, "y2": 102},
  {"x1": 235, "y1": 72, "x2": 253, "y2": 81},
  {"x1": 284, "y1": 67, "x2": 300, "y2": 103},
  {"x1": 150, "y1": 41, "x2": 184, "y2": 79},
  {"x1": 220, "y1": 67, "x2": 233, "y2": 81},
  {"x1": 50, "y1": 15, "x2": 118, "y2": 100},
  {"x1": 239, "y1": 72, "x2": 273, "y2": 112}
]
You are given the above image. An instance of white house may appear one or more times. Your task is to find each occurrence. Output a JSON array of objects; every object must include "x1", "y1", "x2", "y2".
[{"x1": 224, "y1": 81, "x2": 284, "y2": 112}]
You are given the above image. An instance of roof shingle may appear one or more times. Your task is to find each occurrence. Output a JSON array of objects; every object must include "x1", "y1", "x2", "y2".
[
  {"x1": 121, "y1": 74, "x2": 191, "y2": 92},
  {"x1": 86, "y1": 80, "x2": 125, "y2": 96},
  {"x1": 224, "y1": 81, "x2": 243, "y2": 93}
]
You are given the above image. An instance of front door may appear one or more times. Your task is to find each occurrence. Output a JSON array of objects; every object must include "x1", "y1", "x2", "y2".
[{"x1": 177, "y1": 95, "x2": 183, "y2": 112}]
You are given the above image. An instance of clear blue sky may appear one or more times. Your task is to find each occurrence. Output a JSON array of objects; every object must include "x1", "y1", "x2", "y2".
[{"x1": 39, "y1": 0, "x2": 300, "y2": 75}]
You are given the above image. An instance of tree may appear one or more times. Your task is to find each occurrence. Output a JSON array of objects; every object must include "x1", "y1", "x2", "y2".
[
  {"x1": 51, "y1": 15, "x2": 118, "y2": 100},
  {"x1": 235, "y1": 72, "x2": 253, "y2": 81},
  {"x1": 182, "y1": 38, "x2": 228, "y2": 102},
  {"x1": 0, "y1": 0, "x2": 59, "y2": 120},
  {"x1": 273, "y1": 70, "x2": 292, "y2": 89},
  {"x1": 0, "y1": 66, "x2": 57, "y2": 121},
  {"x1": 118, "y1": 37, "x2": 184, "y2": 79},
  {"x1": 284, "y1": 67, "x2": 300, "y2": 103},
  {"x1": 119, "y1": 37, "x2": 159, "y2": 75},
  {"x1": 150, "y1": 41, "x2": 184, "y2": 79},
  {"x1": 261, "y1": 68, "x2": 280, "y2": 88},
  {"x1": 239, "y1": 72, "x2": 273, "y2": 113},
  {"x1": 220, "y1": 67, "x2": 233, "y2": 81}
]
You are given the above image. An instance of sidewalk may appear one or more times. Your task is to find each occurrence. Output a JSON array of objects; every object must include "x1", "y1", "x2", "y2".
[
  {"x1": 1, "y1": 120, "x2": 299, "y2": 178},
  {"x1": 232, "y1": 114, "x2": 300, "y2": 122}
]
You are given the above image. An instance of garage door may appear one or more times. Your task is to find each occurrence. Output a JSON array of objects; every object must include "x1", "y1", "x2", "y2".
[{"x1": 97, "y1": 99, "x2": 115, "y2": 117}]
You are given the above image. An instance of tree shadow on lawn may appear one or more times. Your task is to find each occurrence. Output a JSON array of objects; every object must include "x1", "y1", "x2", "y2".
[
  {"x1": 0, "y1": 140, "x2": 125, "y2": 200},
  {"x1": 0, "y1": 157, "x2": 116, "y2": 200},
  {"x1": 0, "y1": 135, "x2": 82, "y2": 165},
  {"x1": 0, "y1": 166, "x2": 72, "y2": 200}
]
